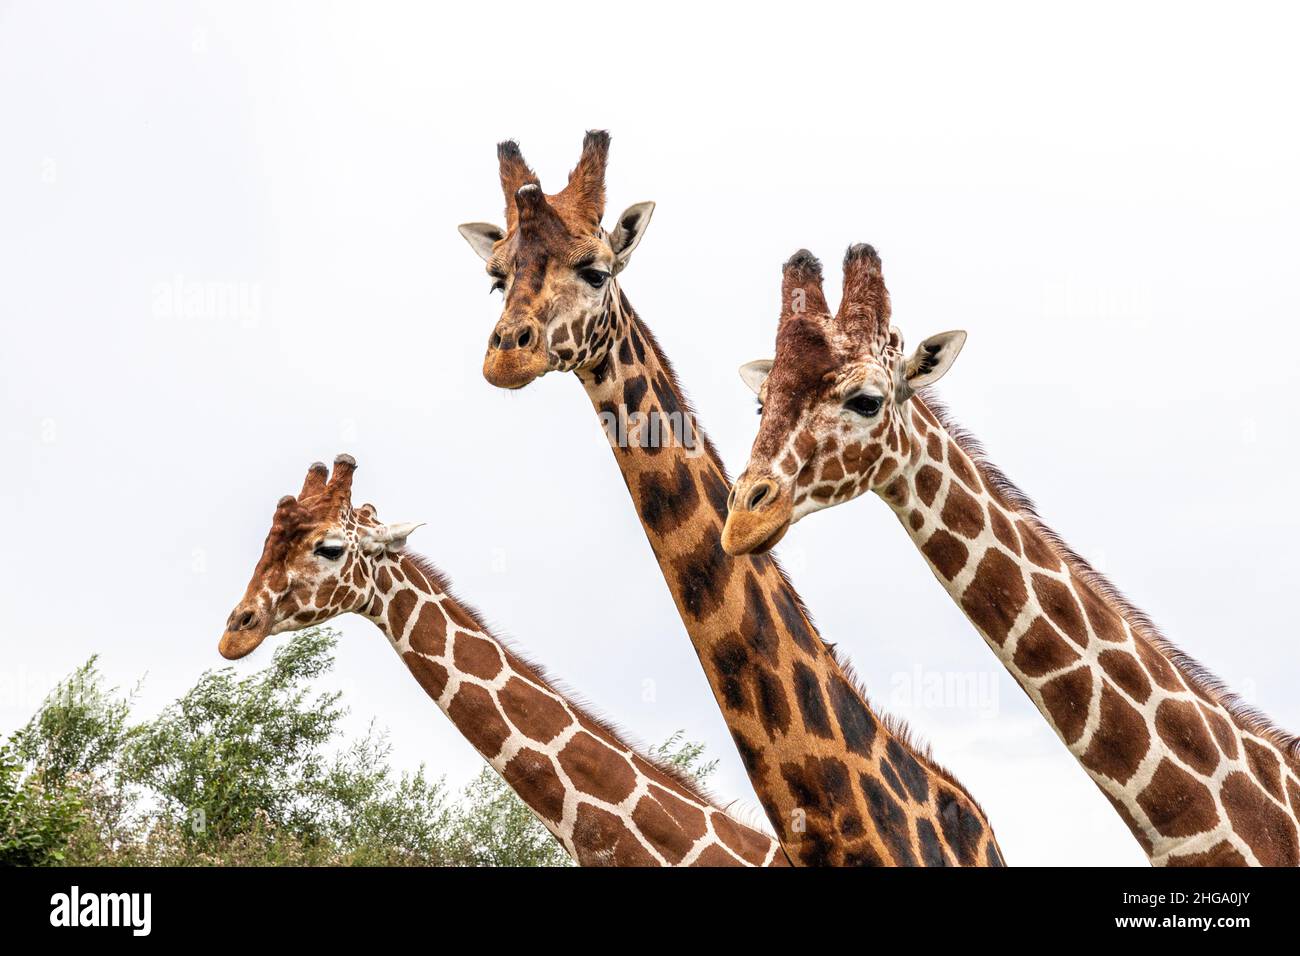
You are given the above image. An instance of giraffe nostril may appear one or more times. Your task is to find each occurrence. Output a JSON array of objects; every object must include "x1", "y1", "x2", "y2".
[
  {"x1": 491, "y1": 331, "x2": 503, "y2": 349},
  {"x1": 726, "y1": 485, "x2": 737, "y2": 512},
  {"x1": 237, "y1": 610, "x2": 255, "y2": 631},
  {"x1": 748, "y1": 483, "x2": 771, "y2": 510},
  {"x1": 517, "y1": 327, "x2": 532, "y2": 349}
]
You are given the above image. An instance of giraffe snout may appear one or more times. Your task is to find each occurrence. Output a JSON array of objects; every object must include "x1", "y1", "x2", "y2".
[
  {"x1": 219, "y1": 601, "x2": 272, "y2": 660},
  {"x1": 722, "y1": 474, "x2": 793, "y2": 556},
  {"x1": 484, "y1": 314, "x2": 548, "y2": 389}
]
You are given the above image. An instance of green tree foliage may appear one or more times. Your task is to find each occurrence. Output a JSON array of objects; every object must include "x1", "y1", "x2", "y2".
[
  {"x1": 448, "y1": 766, "x2": 573, "y2": 867},
  {"x1": 0, "y1": 744, "x2": 85, "y2": 866},
  {"x1": 0, "y1": 629, "x2": 720, "y2": 867},
  {"x1": 649, "y1": 729, "x2": 720, "y2": 784},
  {"x1": 123, "y1": 628, "x2": 348, "y2": 847},
  {"x1": 12, "y1": 657, "x2": 131, "y2": 789}
]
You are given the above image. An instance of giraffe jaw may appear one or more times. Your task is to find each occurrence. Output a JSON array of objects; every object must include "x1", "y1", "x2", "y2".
[
  {"x1": 750, "y1": 519, "x2": 791, "y2": 555},
  {"x1": 721, "y1": 511, "x2": 792, "y2": 556},
  {"x1": 483, "y1": 348, "x2": 548, "y2": 390}
]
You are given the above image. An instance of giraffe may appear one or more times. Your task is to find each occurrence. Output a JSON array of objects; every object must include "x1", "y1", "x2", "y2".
[
  {"x1": 219, "y1": 454, "x2": 786, "y2": 867},
  {"x1": 457, "y1": 132, "x2": 1004, "y2": 866},
  {"x1": 723, "y1": 244, "x2": 1300, "y2": 866}
]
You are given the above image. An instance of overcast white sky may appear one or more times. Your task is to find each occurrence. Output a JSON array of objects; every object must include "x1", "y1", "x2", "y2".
[{"x1": 2, "y1": 1, "x2": 1298, "y2": 866}]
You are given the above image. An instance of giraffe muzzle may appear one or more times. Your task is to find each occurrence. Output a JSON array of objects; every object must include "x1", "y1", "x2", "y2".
[
  {"x1": 722, "y1": 477, "x2": 793, "y2": 556},
  {"x1": 218, "y1": 604, "x2": 271, "y2": 660},
  {"x1": 483, "y1": 317, "x2": 548, "y2": 389}
]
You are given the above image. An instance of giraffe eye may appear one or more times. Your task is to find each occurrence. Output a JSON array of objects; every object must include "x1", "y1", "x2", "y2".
[
  {"x1": 579, "y1": 268, "x2": 609, "y2": 288},
  {"x1": 845, "y1": 394, "x2": 883, "y2": 417},
  {"x1": 489, "y1": 279, "x2": 505, "y2": 294},
  {"x1": 314, "y1": 544, "x2": 345, "y2": 561}
]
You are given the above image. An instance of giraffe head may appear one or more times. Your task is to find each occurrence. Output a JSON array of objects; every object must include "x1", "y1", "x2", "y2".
[
  {"x1": 722, "y1": 245, "x2": 967, "y2": 555},
  {"x1": 219, "y1": 454, "x2": 422, "y2": 659},
  {"x1": 458, "y1": 130, "x2": 655, "y2": 389}
]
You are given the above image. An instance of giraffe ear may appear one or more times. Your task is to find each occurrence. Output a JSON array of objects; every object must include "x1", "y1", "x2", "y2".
[
  {"x1": 609, "y1": 202, "x2": 655, "y2": 273},
  {"x1": 738, "y1": 359, "x2": 774, "y2": 396},
  {"x1": 897, "y1": 331, "x2": 967, "y2": 402},
  {"x1": 458, "y1": 222, "x2": 505, "y2": 262},
  {"x1": 360, "y1": 522, "x2": 425, "y2": 555}
]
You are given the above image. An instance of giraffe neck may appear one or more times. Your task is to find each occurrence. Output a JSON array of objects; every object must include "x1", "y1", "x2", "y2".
[
  {"x1": 886, "y1": 396, "x2": 1300, "y2": 866},
  {"x1": 573, "y1": 286, "x2": 1004, "y2": 866},
  {"x1": 360, "y1": 550, "x2": 783, "y2": 867}
]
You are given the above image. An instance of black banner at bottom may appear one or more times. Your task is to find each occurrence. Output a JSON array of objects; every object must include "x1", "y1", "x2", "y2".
[{"x1": 0, "y1": 865, "x2": 1286, "y2": 942}]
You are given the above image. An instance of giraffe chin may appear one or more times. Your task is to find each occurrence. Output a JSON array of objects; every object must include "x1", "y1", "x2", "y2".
[
  {"x1": 721, "y1": 512, "x2": 791, "y2": 556},
  {"x1": 482, "y1": 350, "x2": 548, "y2": 390},
  {"x1": 218, "y1": 626, "x2": 271, "y2": 661}
]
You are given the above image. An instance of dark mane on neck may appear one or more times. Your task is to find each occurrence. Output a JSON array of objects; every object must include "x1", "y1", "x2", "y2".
[
  {"x1": 836, "y1": 652, "x2": 990, "y2": 815},
  {"x1": 626, "y1": 309, "x2": 731, "y2": 480},
  {"x1": 396, "y1": 550, "x2": 767, "y2": 818},
  {"x1": 918, "y1": 390, "x2": 1300, "y2": 760}
]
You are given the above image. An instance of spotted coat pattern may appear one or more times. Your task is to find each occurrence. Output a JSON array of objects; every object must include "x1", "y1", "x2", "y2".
[
  {"x1": 468, "y1": 134, "x2": 1006, "y2": 866},
  {"x1": 897, "y1": 402, "x2": 1300, "y2": 865},
  {"x1": 580, "y1": 292, "x2": 1003, "y2": 866},
  {"x1": 367, "y1": 551, "x2": 783, "y2": 867},
  {"x1": 732, "y1": 246, "x2": 1300, "y2": 866},
  {"x1": 225, "y1": 457, "x2": 784, "y2": 867}
]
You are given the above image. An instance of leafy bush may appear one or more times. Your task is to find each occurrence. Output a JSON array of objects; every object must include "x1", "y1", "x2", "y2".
[
  {"x1": 1, "y1": 628, "x2": 720, "y2": 867},
  {"x1": 0, "y1": 744, "x2": 85, "y2": 866},
  {"x1": 123, "y1": 628, "x2": 349, "y2": 848},
  {"x1": 448, "y1": 766, "x2": 573, "y2": 867},
  {"x1": 11, "y1": 657, "x2": 131, "y2": 789}
]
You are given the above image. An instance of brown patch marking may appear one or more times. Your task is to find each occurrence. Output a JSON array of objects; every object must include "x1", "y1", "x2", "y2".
[
  {"x1": 1097, "y1": 649, "x2": 1151, "y2": 704},
  {"x1": 501, "y1": 747, "x2": 566, "y2": 824},
  {"x1": 1136, "y1": 759, "x2": 1220, "y2": 837},
  {"x1": 1081, "y1": 685, "x2": 1149, "y2": 784},
  {"x1": 961, "y1": 549, "x2": 1028, "y2": 645},
  {"x1": 452, "y1": 633, "x2": 503, "y2": 680},
  {"x1": 1032, "y1": 574, "x2": 1089, "y2": 647},
  {"x1": 1013, "y1": 618, "x2": 1081, "y2": 676},
  {"x1": 408, "y1": 602, "x2": 448, "y2": 657},
  {"x1": 922, "y1": 529, "x2": 968, "y2": 581},
  {"x1": 447, "y1": 683, "x2": 511, "y2": 756},
  {"x1": 499, "y1": 676, "x2": 573, "y2": 744},
  {"x1": 1154, "y1": 698, "x2": 1220, "y2": 776},
  {"x1": 558, "y1": 731, "x2": 637, "y2": 804},
  {"x1": 1041, "y1": 666, "x2": 1094, "y2": 744},
  {"x1": 1219, "y1": 771, "x2": 1300, "y2": 866},
  {"x1": 941, "y1": 482, "x2": 985, "y2": 539}
]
